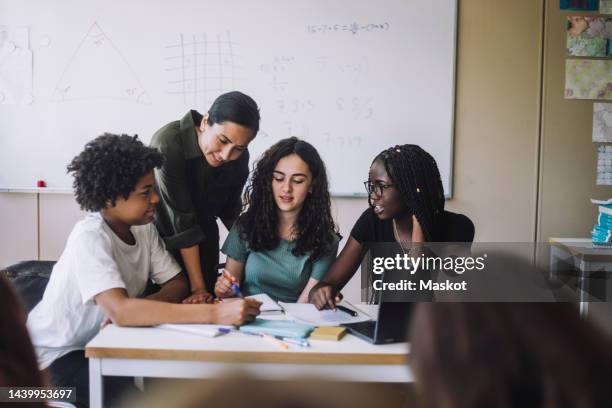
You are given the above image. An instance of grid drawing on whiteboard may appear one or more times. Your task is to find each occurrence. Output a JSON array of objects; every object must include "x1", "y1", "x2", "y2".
[{"x1": 164, "y1": 31, "x2": 243, "y2": 107}]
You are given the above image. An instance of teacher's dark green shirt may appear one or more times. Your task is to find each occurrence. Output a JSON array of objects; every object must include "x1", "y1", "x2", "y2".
[{"x1": 150, "y1": 110, "x2": 249, "y2": 251}]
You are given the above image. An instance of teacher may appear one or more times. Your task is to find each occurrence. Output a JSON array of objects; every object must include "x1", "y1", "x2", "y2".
[{"x1": 151, "y1": 91, "x2": 260, "y2": 304}]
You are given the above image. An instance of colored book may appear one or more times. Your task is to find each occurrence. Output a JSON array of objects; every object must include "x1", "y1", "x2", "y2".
[
  {"x1": 560, "y1": 0, "x2": 598, "y2": 11},
  {"x1": 596, "y1": 214, "x2": 612, "y2": 229},
  {"x1": 240, "y1": 319, "x2": 315, "y2": 339},
  {"x1": 590, "y1": 198, "x2": 612, "y2": 206}
]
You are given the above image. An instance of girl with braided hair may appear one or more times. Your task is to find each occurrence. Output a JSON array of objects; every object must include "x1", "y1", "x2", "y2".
[
  {"x1": 215, "y1": 137, "x2": 340, "y2": 303},
  {"x1": 309, "y1": 144, "x2": 474, "y2": 309}
]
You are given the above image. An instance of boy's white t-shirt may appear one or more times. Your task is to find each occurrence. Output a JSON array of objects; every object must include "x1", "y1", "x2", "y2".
[{"x1": 27, "y1": 212, "x2": 181, "y2": 369}]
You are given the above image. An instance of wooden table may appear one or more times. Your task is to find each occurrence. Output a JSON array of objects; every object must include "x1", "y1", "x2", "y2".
[
  {"x1": 85, "y1": 305, "x2": 410, "y2": 408},
  {"x1": 549, "y1": 238, "x2": 612, "y2": 316}
]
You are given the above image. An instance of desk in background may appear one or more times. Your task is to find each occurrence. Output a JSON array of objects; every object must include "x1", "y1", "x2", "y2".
[
  {"x1": 85, "y1": 305, "x2": 411, "y2": 408},
  {"x1": 549, "y1": 237, "x2": 612, "y2": 316}
]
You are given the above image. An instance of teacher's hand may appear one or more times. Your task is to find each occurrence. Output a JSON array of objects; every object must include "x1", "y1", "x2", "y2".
[
  {"x1": 214, "y1": 271, "x2": 238, "y2": 298},
  {"x1": 183, "y1": 288, "x2": 214, "y2": 304}
]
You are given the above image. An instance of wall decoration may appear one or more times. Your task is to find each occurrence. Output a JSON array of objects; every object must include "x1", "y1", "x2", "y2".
[
  {"x1": 565, "y1": 60, "x2": 612, "y2": 100},
  {"x1": 597, "y1": 145, "x2": 612, "y2": 185},
  {"x1": 560, "y1": 0, "x2": 598, "y2": 11},
  {"x1": 593, "y1": 103, "x2": 612, "y2": 142},
  {"x1": 566, "y1": 16, "x2": 612, "y2": 57},
  {"x1": 601, "y1": 0, "x2": 612, "y2": 14}
]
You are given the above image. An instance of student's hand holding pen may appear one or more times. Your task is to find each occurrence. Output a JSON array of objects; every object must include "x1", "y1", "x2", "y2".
[
  {"x1": 215, "y1": 298, "x2": 262, "y2": 325},
  {"x1": 308, "y1": 281, "x2": 343, "y2": 310},
  {"x1": 214, "y1": 269, "x2": 241, "y2": 298}
]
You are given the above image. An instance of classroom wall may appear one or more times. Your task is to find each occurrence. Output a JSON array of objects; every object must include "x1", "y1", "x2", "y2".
[
  {"x1": 537, "y1": 1, "x2": 612, "y2": 242},
  {"x1": 537, "y1": 1, "x2": 612, "y2": 331},
  {"x1": 1, "y1": 0, "x2": 608, "y2": 300},
  {"x1": 0, "y1": 0, "x2": 546, "y2": 255},
  {"x1": 446, "y1": 0, "x2": 543, "y2": 242}
]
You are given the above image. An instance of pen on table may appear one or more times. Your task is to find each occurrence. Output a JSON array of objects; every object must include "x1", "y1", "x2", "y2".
[
  {"x1": 275, "y1": 336, "x2": 310, "y2": 347},
  {"x1": 261, "y1": 333, "x2": 289, "y2": 349},
  {"x1": 336, "y1": 305, "x2": 358, "y2": 317}
]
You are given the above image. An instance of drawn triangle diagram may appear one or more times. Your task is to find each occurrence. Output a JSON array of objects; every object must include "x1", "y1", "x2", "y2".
[{"x1": 51, "y1": 22, "x2": 151, "y2": 104}]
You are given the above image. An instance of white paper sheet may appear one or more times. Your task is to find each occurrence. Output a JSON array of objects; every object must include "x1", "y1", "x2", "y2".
[
  {"x1": 156, "y1": 324, "x2": 233, "y2": 338},
  {"x1": 0, "y1": 26, "x2": 33, "y2": 105},
  {"x1": 246, "y1": 293, "x2": 284, "y2": 314},
  {"x1": 279, "y1": 301, "x2": 373, "y2": 327}
]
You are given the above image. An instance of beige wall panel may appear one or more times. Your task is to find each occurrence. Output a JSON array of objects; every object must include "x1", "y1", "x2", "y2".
[
  {"x1": 0, "y1": 193, "x2": 38, "y2": 268},
  {"x1": 39, "y1": 194, "x2": 86, "y2": 261},
  {"x1": 538, "y1": 2, "x2": 612, "y2": 332},
  {"x1": 538, "y1": 2, "x2": 612, "y2": 241},
  {"x1": 331, "y1": 197, "x2": 369, "y2": 303},
  {"x1": 448, "y1": 0, "x2": 542, "y2": 242}
]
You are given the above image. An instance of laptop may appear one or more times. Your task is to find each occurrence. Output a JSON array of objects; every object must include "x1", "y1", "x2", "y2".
[{"x1": 342, "y1": 301, "x2": 414, "y2": 344}]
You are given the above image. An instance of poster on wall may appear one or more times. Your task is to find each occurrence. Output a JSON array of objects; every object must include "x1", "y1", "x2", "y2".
[
  {"x1": 593, "y1": 103, "x2": 612, "y2": 142},
  {"x1": 597, "y1": 145, "x2": 612, "y2": 186},
  {"x1": 0, "y1": 26, "x2": 33, "y2": 105},
  {"x1": 601, "y1": 0, "x2": 612, "y2": 13},
  {"x1": 566, "y1": 16, "x2": 612, "y2": 57},
  {"x1": 560, "y1": 0, "x2": 598, "y2": 10},
  {"x1": 565, "y1": 60, "x2": 612, "y2": 100}
]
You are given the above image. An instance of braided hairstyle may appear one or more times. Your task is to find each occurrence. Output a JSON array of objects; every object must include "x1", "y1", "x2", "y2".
[
  {"x1": 238, "y1": 137, "x2": 338, "y2": 261},
  {"x1": 372, "y1": 144, "x2": 445, "y2": 241}
]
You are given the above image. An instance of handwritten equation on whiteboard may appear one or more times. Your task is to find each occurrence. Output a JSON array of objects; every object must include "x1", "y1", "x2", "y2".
[{"x1": 306, "y1": 22, "x2": 390, "y2": 35}]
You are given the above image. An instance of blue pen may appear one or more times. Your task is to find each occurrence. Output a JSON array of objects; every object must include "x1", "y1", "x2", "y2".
[
  {"x1": 231, "y1": 282, "x2": 243, "y2": 298},
  {"x1": 223, "y1": 269, "x2": 243, "y2": 298}
]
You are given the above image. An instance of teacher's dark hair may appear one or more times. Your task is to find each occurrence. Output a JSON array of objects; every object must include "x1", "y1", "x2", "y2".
[
  {"x1": 0, "y1": 274, "x2": 47, "y2": 398},
  {"x1": 67, "y1": 133, "x2": 164, "y2": 212},
  {"x1": 238, "y1": 137, "x2": 337, "y2": 260},
  {"x1": 207, "y1": 91, "x2": 260, "y2": 135},
  {"x1": 372, "y1": 144, "x2": 444, "y2": 241},
  {"x1": 410, "y1": 299, "x2": 612, "y2": 408}
]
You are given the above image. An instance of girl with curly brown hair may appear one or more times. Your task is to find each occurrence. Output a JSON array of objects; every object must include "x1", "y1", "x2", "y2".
[{"x1": 215, "y1": 137, "x2": 340, "y2": 303}]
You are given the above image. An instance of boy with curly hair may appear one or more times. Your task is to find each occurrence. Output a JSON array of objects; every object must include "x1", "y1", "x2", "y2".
[{"x1": 27, "y1": 134, "x2": 260, "y2": 407}]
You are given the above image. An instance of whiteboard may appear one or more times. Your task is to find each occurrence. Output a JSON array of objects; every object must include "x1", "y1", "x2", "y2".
[{"x1": 0, "y1": 0, "x2": 457, "y2": 196}]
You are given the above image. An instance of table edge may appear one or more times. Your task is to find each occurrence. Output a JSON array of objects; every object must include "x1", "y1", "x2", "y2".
[
  {"x1": 550, "y1": 239, "x2": 612, "y2": 262},
  {"x1": 85, "y1": 347, "x2": 409, "y2": 365}
]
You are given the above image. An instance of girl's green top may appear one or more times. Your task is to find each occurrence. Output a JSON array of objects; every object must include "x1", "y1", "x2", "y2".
[{"x1": 221, "y1": 223, "x2": 340, "y2": 303}]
